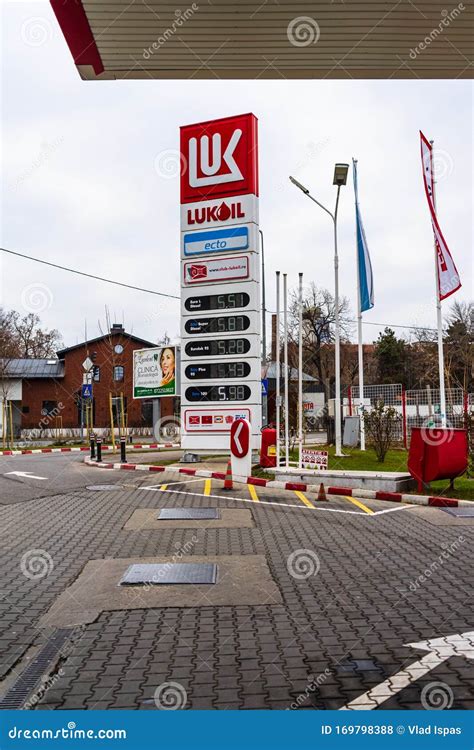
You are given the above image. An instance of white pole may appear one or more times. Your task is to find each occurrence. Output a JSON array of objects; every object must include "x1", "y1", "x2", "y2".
[
  {"x1": 356, "y1": 280, "x2": 366, "y2": 451},
  {"x1": 283, "y1": 273, "x2": 289, "y2": 468},
  {"x1": 430, "y1": 140, "x2": 447, "y2": 428},
  {"x1": 298, "y1": 273, "x2": 303, "y2": 468},
  {"x1": 334, "y1": 186, "x2": 343, "y2": 456},
  {"x1": 275, "y1": 272, "x2": 281, "y2": 466}
]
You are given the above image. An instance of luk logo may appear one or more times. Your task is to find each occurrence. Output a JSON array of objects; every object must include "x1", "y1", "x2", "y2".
[
  {"x1": 180, "y1": 113, "x2": 258, "y2": 203},
  {"x1": 189, "y1": 130, "x2": 243, "y2": 188}
]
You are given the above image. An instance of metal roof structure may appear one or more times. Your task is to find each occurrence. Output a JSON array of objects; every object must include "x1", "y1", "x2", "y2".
[
  {"x1": 51, "y1": 0, "x2": 473, "y2": 81},
  {"x1": 1, "y1": 359, "x2": 65, "y2": 379}
]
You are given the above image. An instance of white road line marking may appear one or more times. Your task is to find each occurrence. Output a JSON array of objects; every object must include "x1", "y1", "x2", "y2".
[{"x1": 339, "y1": 630, "x2": 474, "y2": 710}]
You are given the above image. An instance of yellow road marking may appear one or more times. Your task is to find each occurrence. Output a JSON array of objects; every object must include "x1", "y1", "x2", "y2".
[
  {"x1": 204, "y1": 478, "x2": 212, "y2": 496},
  {"x1": 248, "y1": 484, "x2": 259, "y2": 502},
  {"x1": 343, "y1": 495, "x2": 374, "y2": 514},
  {"x1": 159, "y1": 484, "x2": 168, "y2": 491},
  {"x1": 294, "y1": 491, "x2": 315, "y2": 508}
]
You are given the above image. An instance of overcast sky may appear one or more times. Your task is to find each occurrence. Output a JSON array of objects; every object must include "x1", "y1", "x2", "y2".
[{"x1": 2, "y1": 2, "x2": 472, "y2": 351}]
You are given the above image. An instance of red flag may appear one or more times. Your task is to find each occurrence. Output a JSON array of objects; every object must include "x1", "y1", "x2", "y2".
[{"x1": 420, "y1": 131, "x2": 461, "y2": 300}]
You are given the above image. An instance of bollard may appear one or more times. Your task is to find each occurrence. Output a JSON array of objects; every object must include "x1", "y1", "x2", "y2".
[
  {"x1": 96, "y1": 437, "x2": 102, "y2": 463},
  {"x1": 120, "y1": 436, "x2": 127, "y2": 463},
  {"x1": 90, "y1": 434, "x2": 96, "y2": 460}
]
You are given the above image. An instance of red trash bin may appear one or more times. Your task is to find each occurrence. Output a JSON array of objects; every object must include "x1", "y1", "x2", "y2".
[
  {"x1": 408, "y1": 427, "x2": 468, "y2": 492},
  {"x1": 260, "y1": 428, "x2": 277, "y2": 468}
]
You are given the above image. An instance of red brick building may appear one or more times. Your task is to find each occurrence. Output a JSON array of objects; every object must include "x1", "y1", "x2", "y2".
[{"x1": 3, "y1": 325, "x2": 175, "y2": 436}]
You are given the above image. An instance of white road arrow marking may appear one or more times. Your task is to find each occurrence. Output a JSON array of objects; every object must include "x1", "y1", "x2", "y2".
[
  {"x1": 233, "y1": 421, "x2": 243, "y2": 455},
  {"x1": 5, "y1": 471, "x2": 48, "y2": 481},
  {"x1": 339, "y1": 630, "x2": 474, "y2": 710}
]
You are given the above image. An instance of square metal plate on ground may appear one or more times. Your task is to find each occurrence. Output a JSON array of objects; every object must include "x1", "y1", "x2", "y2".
[
  {"x1": 158, "y1": 508, "x2": 220, "y2": 521},
  {"x1": 119, "y1": 562, "x2": 218, "y2": 586},
  {"x1": 440, "y1": 507, "x2": 474, "y2": 518}
]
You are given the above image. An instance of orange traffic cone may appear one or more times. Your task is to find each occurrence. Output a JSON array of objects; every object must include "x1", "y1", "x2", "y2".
[
  {"x1": 223, "y1": 460, "x2": 233, "y2": 491},
  {"x1": 317, "y1": 482, "x2": 327, "y2": 501}
]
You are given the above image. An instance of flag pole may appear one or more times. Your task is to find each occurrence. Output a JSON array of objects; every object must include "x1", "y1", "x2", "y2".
[
  {"x1": 275, "y1": 271, "x2": 281, "y2": 466},
  {"x1": 430, "y1": 140, "x2": 447, "y2": 428},
  {"x1": 356, "y1": 273, "x2": 366, "y2": 452},
  {"x1": 353, "y1": 159, "x2": 366, "y2": 451},
  {"x1": 298, "y1": 272, "x2": 303, "y2": 468},
  {"x1": 283, "y1": 273, "x2": 289, "y2": 467}
]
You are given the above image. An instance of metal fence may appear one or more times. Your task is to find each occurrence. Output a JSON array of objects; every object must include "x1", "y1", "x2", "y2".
[
  {"x1": 347, "y1": 383, "x2": 471, "y2": 446},
  {"x1": 347, "y1": 383, "x2": 405, "y2": 443}
]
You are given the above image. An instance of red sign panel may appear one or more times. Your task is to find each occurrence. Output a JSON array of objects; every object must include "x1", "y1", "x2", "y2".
[
  {"x1": 180, "y1": 113, "x2": 258, "y2": 204},
  {"x1": 230, "y1": 418, "x2": 250, "y2": 458}
]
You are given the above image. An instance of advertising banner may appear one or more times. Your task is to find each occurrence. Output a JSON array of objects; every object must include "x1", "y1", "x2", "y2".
[
  {"x1": 133, "y1": 346, "x2": 177, "y2": 399},
  {"x1": 183, "y1": 255, "x2": 249, "y2": 285}
]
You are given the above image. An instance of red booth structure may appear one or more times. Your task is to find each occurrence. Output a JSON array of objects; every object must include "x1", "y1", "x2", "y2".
[
  {"x1": 408, "y1": 427, "x2": 468, "y2": 493},
  {"x1": 260, "y1": 428, "x2": 277, "y2": 468}
]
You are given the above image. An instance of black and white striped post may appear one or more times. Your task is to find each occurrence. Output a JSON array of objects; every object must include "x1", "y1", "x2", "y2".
[{"x1": 96, "y1": 437, "x2": 102, "y2": 463}]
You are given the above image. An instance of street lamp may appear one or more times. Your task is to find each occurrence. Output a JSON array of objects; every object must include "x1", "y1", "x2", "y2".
[{"x1": 289, "y1": 165, "x2": 349, "y2": 457}]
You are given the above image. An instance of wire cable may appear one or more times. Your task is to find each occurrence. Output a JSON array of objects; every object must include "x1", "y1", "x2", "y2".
[{"x1": 1, "y1": 247, "x2": 180, "y2": 300}]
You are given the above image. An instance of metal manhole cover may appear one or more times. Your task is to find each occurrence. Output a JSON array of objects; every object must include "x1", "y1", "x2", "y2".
[
  {"x1": 86, "y1": 485, "x2": 122, "y2": 491},
  {"x1": 158, "y1": 508, "x2": 220, "y2": 520},
  {"x1": 440, "y1": 507, "x2": 474, "y2": 517},
  {"x1": 119, "y1": 563, "x2": 218, "y2": 586}
]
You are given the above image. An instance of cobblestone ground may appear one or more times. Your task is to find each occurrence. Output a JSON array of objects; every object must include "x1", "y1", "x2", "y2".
[{"x1": 0, "y1": 470, "x2": 472, "y2": 710}]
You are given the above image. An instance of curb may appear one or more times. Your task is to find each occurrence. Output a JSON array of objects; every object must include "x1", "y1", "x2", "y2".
[
  {"x1": 82, "y1": 459, "x2": 471, "y2": 508},
  {"x1": 0, "y1": 443, "x2": 180, "y2": 457}
]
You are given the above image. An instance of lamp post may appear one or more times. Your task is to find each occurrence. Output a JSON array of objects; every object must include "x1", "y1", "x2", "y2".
[{"x1": 289, "y1": 164, "x2": 349, "y2": 457}]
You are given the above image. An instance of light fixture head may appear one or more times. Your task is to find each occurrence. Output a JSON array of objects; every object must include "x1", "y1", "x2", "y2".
[
  {"x1": 289, "y1": 175, "x2": 309, "y2": 194},
  {"x1": 333, "y1": 163, "x2": 349, "y2": 186}
]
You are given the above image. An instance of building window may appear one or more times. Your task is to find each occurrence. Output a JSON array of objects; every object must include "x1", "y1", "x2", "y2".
[
  {"x1": 22, "y1": 406, "x2": 30, "y2": 414},
  {"x1": 113, "y1": 365, "x2": 124, "y2": 382},
  {"x1": 93, "y1": 365, "x2": 100, "y2": 382},
  {"x1": 141, "y1": 400, "x2": 153, "y2": 427},
  {"x1": 42, "y1": 400, "x2": 58, "y2": 416}
]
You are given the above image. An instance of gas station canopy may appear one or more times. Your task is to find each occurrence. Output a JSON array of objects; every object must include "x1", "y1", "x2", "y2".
[{"x1": 51, "y1": 0, "x2": 473, "y2": 80}]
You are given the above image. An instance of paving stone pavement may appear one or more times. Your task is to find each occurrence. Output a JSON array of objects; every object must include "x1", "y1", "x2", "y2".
[{"x1": 0, "y1": 473, "x2": 472, "y2": 710}]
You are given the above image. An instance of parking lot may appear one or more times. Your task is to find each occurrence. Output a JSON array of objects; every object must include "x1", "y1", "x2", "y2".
[{"x1": 0, "y1": 453, "x2": 472, "y2": 711}]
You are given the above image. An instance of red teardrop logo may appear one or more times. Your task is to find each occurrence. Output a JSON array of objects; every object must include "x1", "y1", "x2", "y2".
[{"x1": 217, "y1": 202, "x2": 231, "y2": 221}]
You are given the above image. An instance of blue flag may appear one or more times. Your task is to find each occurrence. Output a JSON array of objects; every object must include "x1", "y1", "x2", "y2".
[{"x1": 353, "y1": 159, "x2": 374, "y2": 312}]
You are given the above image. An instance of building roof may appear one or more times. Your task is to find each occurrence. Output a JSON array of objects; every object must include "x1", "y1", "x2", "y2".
[
  {"x1": 56, "y1": 328, "x2": 157, "y2": 357},
  {"x1": 50, "y1": 0, "x2": 473, "y2": 81},
  {"x1": 1, "y1": 359, "x2": 65, "y2": 379},
  {"x1": 263, "y1": 362, "x2": 317, "y2": 382}
]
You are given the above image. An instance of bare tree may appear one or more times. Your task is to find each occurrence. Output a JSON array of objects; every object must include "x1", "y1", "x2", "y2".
[{"x1": 288, "y1": 283, "x2": 353, "y2": 396}]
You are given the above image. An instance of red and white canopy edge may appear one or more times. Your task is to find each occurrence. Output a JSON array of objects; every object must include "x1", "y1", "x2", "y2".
[{"x1": 50, "y1": 0, "x2": 474, "y2": 81}]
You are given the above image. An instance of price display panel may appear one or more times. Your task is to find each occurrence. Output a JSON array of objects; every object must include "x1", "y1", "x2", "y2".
[
  {"x1": 185, "y1": 385, "x2": 251, "y2": 402},
  {"x1": 184, "y1": 292, "x2": 250, "y2": 313},
  {"x1": 185, "y1": 338, "x2": 251, "y2": 357},
  {"x1": 185, "y1": 362, "x2": 250, "y2": 380},
  {"x1": 185, "y1": 315, "x2": 250, "y2": 335}
]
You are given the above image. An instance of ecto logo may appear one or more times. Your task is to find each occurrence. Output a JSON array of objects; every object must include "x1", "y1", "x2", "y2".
[
  {"x1": 180, "y1": 113, "x2": 258, "y2": 203},
  {"x1": 189, "y1": 129, "x2": 243, "y2": 188}
]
